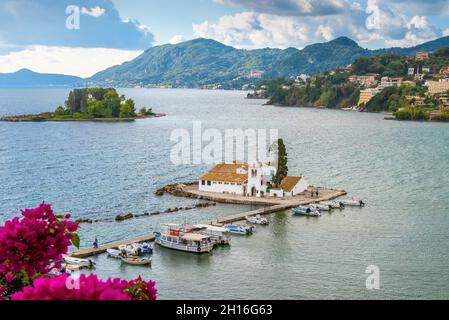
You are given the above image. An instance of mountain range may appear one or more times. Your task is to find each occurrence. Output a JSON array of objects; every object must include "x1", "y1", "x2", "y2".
[
  {"x1": 87, "y1": 36, "x2": 449, "y2": 88},
  {"x1": 2, "y1": 36, "x2": 449, "y2": 88},
  {"x1": 0, "y1": 69, "x2": 82, "y2": 88}
]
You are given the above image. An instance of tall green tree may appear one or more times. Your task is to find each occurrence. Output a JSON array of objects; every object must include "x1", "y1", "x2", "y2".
[{"x1": 273, "y1": 138, "x2": 288, "y2": 187}]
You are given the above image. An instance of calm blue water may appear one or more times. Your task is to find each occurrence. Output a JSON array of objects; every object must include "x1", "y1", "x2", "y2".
[{"x1": 1, "y1": 88, "x2": 449, "y2": 300}]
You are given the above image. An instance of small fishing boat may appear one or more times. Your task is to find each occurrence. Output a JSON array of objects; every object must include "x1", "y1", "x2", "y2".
[
  {"x1": 154, "y1": 224, "x2": 215, "y2": 254},
  {"x1": 121, "y1": 256, "x2": 152, "y2": 266},
  {"x1": 245, "y1": 215, "x2": 269, "y2": 225},
  {"x1": 107, "y1": 249, "x2": 122, "y2": 259},
  {"x1": 292, "y1": 206, "x2": 321, "y2": 217},
  {"x1": 311, "y1": 203, "x2": 332, "y2": 211},
  {"x1": 340, "y1": 199, "x2": 366, "y2": 207},
  {"x1": 61, "y1": 263, "x2": 83, "y2": 272},
  {"x1": 62, "y1": 255, "x2": 95, "y2": 268},
  {"x1": 224, "y1": 224, "x2": 255, "y2": 235},
  {"x1": 192, "y1": 224, "x2": 232, "y2": 245},
  {"x1": 320, "y1": 201, "x2": 345, "y2": 209}
]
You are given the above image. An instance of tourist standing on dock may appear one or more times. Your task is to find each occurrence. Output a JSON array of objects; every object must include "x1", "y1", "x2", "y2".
[
  {"x1": 93, "y1": 237, "x2": 99, "y2": 249},
  {"x1": 316, "y1": 187, "x2": 320, "y2": 197}
]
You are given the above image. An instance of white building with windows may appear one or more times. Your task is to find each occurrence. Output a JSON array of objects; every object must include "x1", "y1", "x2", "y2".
[{"x1": 198, "y1": 161, "x2": 308, "y2": 198}]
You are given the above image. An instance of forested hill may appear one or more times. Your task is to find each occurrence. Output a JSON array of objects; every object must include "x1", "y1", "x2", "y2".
[{"x1": 86, "y1": 36, "x2": 449, "y2": 88}]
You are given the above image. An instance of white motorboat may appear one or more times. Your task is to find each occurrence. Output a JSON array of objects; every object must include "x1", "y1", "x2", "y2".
[
  {"x1": 292, "y1": 206, "x2": 321, "y2": 217},
  {"x1": 62, "y1": 255, "x2": 95, "y2": 268},
  {"x1": 320, "y1": 201, "x2": 344, "y2": 209},
  {"x1": 311, "y1": 203, "x2": 332, "y2": 211},
  {"x1": 224, "y1": 224, "x2": 255, "y2": 235},
  {"x1": 340, "y1": 199, "x2": 366, "y2": 207},
  {"x1": 245, "y1": 214, "x2": 269, "y2": 225},
  {"x1": 118, "y1": 243, "x2": 142, "y2": 256},
  {"x1": 107, "y1": 249, "x2": 122, "y2": 259}
]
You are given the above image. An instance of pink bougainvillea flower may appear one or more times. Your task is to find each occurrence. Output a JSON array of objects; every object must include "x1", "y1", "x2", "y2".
[
  {"x1": 0, "y1": 285, "x2": 6, "y2": 300},
  {"x1": 0, "y1": 202, "x2": 78, "y2": 277},
  {"x1": 0, "y1": 203, "x2": 157, "y2": 301},
  {"x1": 4, "y1": 273, "x2": 15, "y2": 283},
  {"x1": 11, "y1": 274, "x2": 157, "y2": 301}
]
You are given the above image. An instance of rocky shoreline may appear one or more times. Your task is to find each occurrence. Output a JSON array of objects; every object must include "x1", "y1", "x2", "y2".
[
  {"x1": 155, "y1": 181, "x2": 198, "y2": 197},
  {"x1": 74, "y1": 200, "x2": 216, "y2": 225}
]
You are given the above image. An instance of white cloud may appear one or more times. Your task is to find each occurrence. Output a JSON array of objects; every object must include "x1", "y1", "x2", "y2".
[
  {"x1": 193, "y1": 9, "x2": 375, "y2": 49},
  {"x1": 81, "y1": 6, "x2": 105, "y2": 17},
  {"x1": 365, "y1": 0, "x2": 407, "y2": 37},
  {"x1": 169, "y1": 35, "x2": 186, "y2": 44},
  {"x1": 316, "y1": 25, "x2": 334, "y2": 41},
  {"x1": 385, "y1": 16, "x2": 439, "y2": 47},
  {"x1": 194, "y1": 12, "x2": 320, "y2": 49},
  {"x1": 0, "y1": 46, "x2": 142, "y2": 78},
  {"x1": 214, "y1": 0, "x2": 347, "y2": 16},
  {"x1": 350, "y1": 2, "x2": 362, "y2": 11},
  {"x1": 444, "y1": 28, "x2": 449, "y2": 37}
]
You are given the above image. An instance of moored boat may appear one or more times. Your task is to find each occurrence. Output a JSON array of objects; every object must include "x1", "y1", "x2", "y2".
[
  {"x1": 224, "y1": 224, "x2": 255, "y2": 235},
  {"x1": 140, "y1": 242, "x2": 154, "y2": 254},
  {"x1": 245, "y1": 214, "x2": 269, "y2": 225},
  {"x1": 62, "y1": 255, "x2": 95, "y2": 269},
  {"x1": 310, "y1": 203, "x2": 332, "y2": 211},
  {"x1": 107, "y1": 249, "x2": 122, "y2": 259},
  {"x1": 192, "y1": 224, "x2": 232, "y2": 245},
  {"x1": 121, "y1": 256, "x2": 152, "y2": 266},
  {"x1": 154, "y1": 224, "x2": 215, "y2": 254},
  {"x1": 320, "y1": 201, "x2": 345, "y2": 209},
  {"x1": 118, "y1": 243, "x2": 142, "y2": 256},
  {"x1": 340, "y1": 199, "x2": 366, "y2": 207},
  {"x1": 292, "y1": 206, "x2": 321, "y2": 217}
]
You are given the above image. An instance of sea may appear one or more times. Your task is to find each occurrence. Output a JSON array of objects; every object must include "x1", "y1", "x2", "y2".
[{"x1": 1, "y1": 88, "x2": 448, "y2": 299}]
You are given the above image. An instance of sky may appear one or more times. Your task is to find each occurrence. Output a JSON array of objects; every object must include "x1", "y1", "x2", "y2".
[{"x1": 1, "y1": 0, "x2": 449, "y2": 77}]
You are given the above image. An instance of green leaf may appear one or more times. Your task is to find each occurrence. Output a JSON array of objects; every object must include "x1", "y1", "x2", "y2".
[{"x1": 71, "y1": 233, "x2": 80, "y2": 249}]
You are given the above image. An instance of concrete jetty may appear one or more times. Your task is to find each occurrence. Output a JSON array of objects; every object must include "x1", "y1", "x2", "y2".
[{"x1": 70, "y1": 185, "x2": 345, "y2": 258}]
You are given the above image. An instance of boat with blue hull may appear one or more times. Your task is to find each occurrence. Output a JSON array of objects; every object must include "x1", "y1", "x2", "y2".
[
  {"x1": 292, "y1": 206, "x2": 321, "y2": 217},
  {"x1": 224, "y1": 224, "x2": 255, "y2": 235}
]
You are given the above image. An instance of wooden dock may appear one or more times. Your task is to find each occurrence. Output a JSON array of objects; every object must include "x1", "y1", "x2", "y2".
[{"x1": 70, "y1": 188, "x2": 346, "y2": 258}]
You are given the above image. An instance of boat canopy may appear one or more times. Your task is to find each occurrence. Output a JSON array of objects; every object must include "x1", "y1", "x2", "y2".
[
  {"x1": 182, "y1": 233, "x2": 212, "y2": 241},
  {"x1": 193, "y1": 224, "x2": 229, "y2": 233}
]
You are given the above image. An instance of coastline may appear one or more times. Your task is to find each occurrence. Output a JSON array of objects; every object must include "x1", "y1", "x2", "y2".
[{"x1": 0, "y1": 112, "x2": 166, "y2": 122}]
